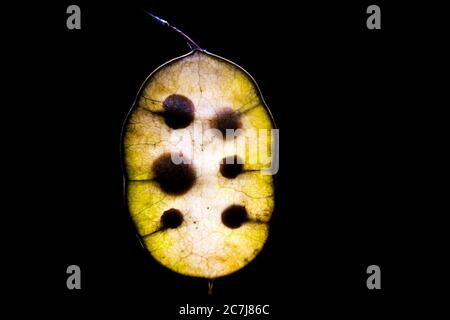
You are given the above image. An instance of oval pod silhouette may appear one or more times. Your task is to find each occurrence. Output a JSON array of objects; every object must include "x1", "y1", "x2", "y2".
[{"x1": 122, "y1": 18, "x2": 276, "y2": 279}]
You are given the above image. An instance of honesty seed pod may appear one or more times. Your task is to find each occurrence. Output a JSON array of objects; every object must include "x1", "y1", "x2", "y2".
[{"x1": 122, "y1": 13, "x2": 277, "y2": 284}]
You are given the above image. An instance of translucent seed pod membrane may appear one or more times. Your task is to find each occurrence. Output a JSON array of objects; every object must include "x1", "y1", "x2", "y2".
[{"x1": 123, "y1": 49, "x2": 276, "y2": 279}]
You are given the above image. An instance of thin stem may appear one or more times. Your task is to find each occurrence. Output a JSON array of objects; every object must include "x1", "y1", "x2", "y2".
[
  {"x1": 208, "y1": 279, "x2": 214, "y2": 295},
  {"x1": 145, "y1": 11, "x2": 203, "y2": 51}
]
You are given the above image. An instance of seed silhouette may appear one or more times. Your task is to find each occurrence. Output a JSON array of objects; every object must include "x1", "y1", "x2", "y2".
[
  {"x1": 162, "y1": 94, "x2": 195, "y2": 129},
  {"x1": 153, "y1": 153, "x2": 196, "y2": 195},
  {"x1": 221, "y1": 205, "x2": 248, "y2": 229},
  {"x1": 161, "y1": 208, "x2": 184, "y2": 229},
  {"x1": 220, "y1": 155, "x2": 243, "y2": 179}
]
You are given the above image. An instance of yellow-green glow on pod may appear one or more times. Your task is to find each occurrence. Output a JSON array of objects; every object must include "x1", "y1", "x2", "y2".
[{"x1": 122, "y1": 50, "x2": 276, "y2": 279}]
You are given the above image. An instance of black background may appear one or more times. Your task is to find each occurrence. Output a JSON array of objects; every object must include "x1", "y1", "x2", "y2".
[{"x1": 11, "y1": 0, "x2": 444, "y2": 318}]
